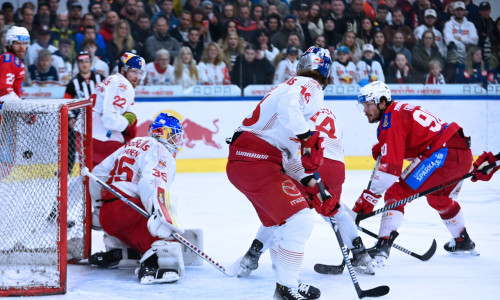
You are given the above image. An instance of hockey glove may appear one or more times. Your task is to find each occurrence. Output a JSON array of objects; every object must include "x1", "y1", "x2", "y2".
[
  {"x1": 471, "y1": 151, "x2": 500, "y2": 182},
  {"x1": 352, "y1": 189, "x2": 382, "y2": 214},
  {"x1": 304, "y1": 185, "x2": 340, "y2": 217},
  {"x1": 372, "y1": 142, "x2": 382, "y2": 160},
  {"x1": 300, "y1": 132, "x2": 324, "y2": 174},
  {"x1": 122, "y1": 112, "x2": 137, "y2": 143},
  {"x1": 147, "y1": 213, "x2": 174, "y2": 239}
]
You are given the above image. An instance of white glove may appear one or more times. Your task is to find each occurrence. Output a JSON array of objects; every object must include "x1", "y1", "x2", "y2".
[{"x1": 147, "y1": 214, "x2": 174, "y2": 239}]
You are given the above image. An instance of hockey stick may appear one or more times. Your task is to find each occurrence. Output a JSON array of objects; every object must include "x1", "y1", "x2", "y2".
[
  {"x1": 355, "y1": 156, "x2": 500, "y2": 224},
  {"x1": 82, "y1": 167, "x2": 237, "y2": 277},
  {"x1": 314, "y1": 172, "x2": 390, "y2": 298}
]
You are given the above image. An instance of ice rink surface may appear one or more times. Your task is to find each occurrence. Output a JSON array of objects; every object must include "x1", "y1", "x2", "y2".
[{"x1": 31, "y1": 170, "x2": 500, "y2": 300}]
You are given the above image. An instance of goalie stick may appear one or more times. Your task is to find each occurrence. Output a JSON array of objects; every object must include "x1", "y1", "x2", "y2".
[
  {"x1": 355, "y1": 155, "x2": 500, "y2": 224},
  {"x1": 314, "y1": 172, "x2": 390, "y2": 298},
  {"x1": 82, "y1": 167, "x2": 238, "y2": 277}
]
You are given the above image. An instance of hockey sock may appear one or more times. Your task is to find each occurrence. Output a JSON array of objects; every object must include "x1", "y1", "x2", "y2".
[
  {"x1": 379, "y1": 210, "x2": 404, "y2": 238},
  {"x1": 442, "y1": 209, "x2": 466, "y2": 238}
]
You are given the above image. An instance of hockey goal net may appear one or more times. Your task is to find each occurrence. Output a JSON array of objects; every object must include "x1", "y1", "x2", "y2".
[{"x1": 0, "y1": 98, "x2": 92, "y2": 296}]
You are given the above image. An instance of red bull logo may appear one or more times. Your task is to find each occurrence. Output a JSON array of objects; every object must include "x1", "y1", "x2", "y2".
[{"x1": 182, "y1": 118, "x2": 221, "y2": 149}]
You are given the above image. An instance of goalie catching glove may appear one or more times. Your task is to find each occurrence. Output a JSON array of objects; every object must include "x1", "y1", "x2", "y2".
[
  {"x1": 303, "y1": 185, "x2": 340, "y2": 217},
  {"x1": 471, "y1": 151, "x2": 500, "y2": 182},
  {"x1": 299, "y1": 131, "x2": 324, "y2": 173},
  {"x1": 352, "y1": 189, "x2": 382, "y2": 214}
]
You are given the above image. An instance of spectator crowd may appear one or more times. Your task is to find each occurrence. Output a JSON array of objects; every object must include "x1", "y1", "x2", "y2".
[{"x1": 1, "y1": 0, "x2": 499, "y2": 92}]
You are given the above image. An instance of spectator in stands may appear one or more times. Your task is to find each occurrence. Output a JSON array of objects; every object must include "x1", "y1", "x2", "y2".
[
  {"x1": 323, "y1": 16, "x2": 342, "y2": 52},
  {"x1": 486, "y1": 17, "x2": 500, "y2": 70},
  {"x1": 359, "y1": 17, "x2": 376, "y2": 46},
  {"x1": 373, "y1": 29, "x2": 396, "y2": 70},
  {"x1": 64, "y1": 51, "x2": 103, "y2": 99},
  {"x1": 76, "y1": 26, "x2": 108, "y2": 63},
  {"x1": 235, "y1": 4, "x2": 257, "y2": 44},
  {"x1": 265, "y1": 14, "x2": 281, "y2": 37},
  {"x1": 198, "y1": 42, "x2": 231, "y2": 85},
  {"x1": 53, "y1": 38, "x2": 73, "y2": 85},
  {"x1": 101, "y1": 0, "x2": 112, "y2": 14},
  {"x1": 348, "y1": 0, "x2": 366, "y2": 34},
  {"x1": 254, "y1": 29, "x2": 280, "y2": 65},
  {"x1": 464, "y1": 0, "x2": 480, "y2": 24},
  {"x1": 330, "y1": 45, "x2": 357, "y2": 85},
  {"x1": 356, "y1": 43, "x2": 385, "y2": 83},
  {"x1": 443, "y1": 1, "x2": 478, "y2": 64},
  {"x1": 331, "y1": 0, "x2": 356, "y2": 39},
  {"x1": 373, "y1": 4, "x2": 389, "y2": 31},
  {"x1": 171, "y1": 10, "x2": 192, "y2": 44},
  {"x1": 173, "y1": 46, "x2": 199, "y2": 88},
  {"x1": 143, "y1": 49, "x2": 175, "y2": 85},
  {"x1": 222, "y1": 31, "x2": 246, "y2": 69},
  {"x1": 339, "y1": 31, "x2": 362, "y2": 64},
  {"x1": 406, "y1": 0, "x2": 440, "y2": 30},
  {"x1": 203, "y1": 1, "x2": 221, "y2": 42},
  {"x1": 411, "y1": 30, "x2": 445, "y2": 82},
  {"x1": 296, "y1": 3, "x2": 313, "y2": 48},
  {"x1": 260, "y1": 0, "x2": 290, "y2": 19},
  {"x1": 218, "y1": 19, "x2": 238, "y2": 44},
  {"x1": 132, "y1": 14, "x2": 153, "y2": 58},
  {"x1": 184, "y1": 27, "x2": 204, "y2": 63},
  {"x1": 273, "y1": 45, "x2": 299, "y2": 84},
  {"x1": 68, "y1": 1, "x2": 83, "y2": 33},
  {"x1": 0, "y1": 28, "x2": 7, "y2": 54},
  {"x1": 152, "y1": 0, "x2": 178, "y2": 29},
  {"x1": 0, "y1": 14, "x2": 5, "y2": 33},
  {"x1": 455, "y1": 45, "x2": 497, "y2": 87},
  {"x1": 384, "y1": 7, "x2": 416, "y2": 50},
  {"x1": 475, "y1": 2, "x2": 494, "y2": 55},
  {"x1": 219, "y1": 3, "x2": 236, "y2": 25},
  {"x1": 308, "y1": 2, "x2": 324, "y2": 39},
  {"x1": 414, "y1": 9, "x2": 447, "y2": 56},
  {"x1": 111, "y1": 0, "x2": 126, "y2": 13},
  {"x1": 363, "y1": 0, "x2": 378, "y2": 20},
  {"x1": 2, "y1": 2, "x2": 15, "y2": 28},
  {"x1": 25, "y1": 25, "x2": 57, "y2": 67},
  {"x1": 314, "y1": 35, "x2": 326, "y2": 48},
  {"x1": 100, "y1": 10, "x2": 120, "y2": 44},
  {"x1": 89, "y1": 1, "x2": 105, "y2": 30},
  {"x1": 386, "y1": 52, "x2": 417, "y2": 83},
  {"x1": 119, "y1": 0, "x2": 140, "y2": 33},
  {"x1": 424, "y1": 59, "x2": 446, "y2": 84},
  {"x1": 33, "y1": 2, "x2": 51, "y2": 30},
  {"x1": 230, "y1": 44, "x2": 275, "y2": 89},
  {"x1": 17, "y1": 4, "x2": 35, "y2": 40},
  {"x1": 391, "y1": 30, "x2": 412, "y2": 62},
  {"x1": 146, "y1": 15, "x2": 181, "y2": 62},
  {"x1": 184, "y1": 0, "x2": 201, "y2": 11},
  {"x1": 191, "y1": 7, "x2": 211, "y2": 44},
  {"x1": 251, "y1": 4, "x2": 266, "y2": 30},
  {"x1": 271, "y1": 14, "x2": 305, "y2": 51},
  {"x1": 26, "y1": 49, "x2": 59, "y2": 87},
  {"x1": 48, "y1": 0, "x2": 59, "y2": 27},
  {"x1": 50, "y1": 13, "x2": 74, "y2": 50},
  {"x1": 107, "y1": 20, "x2": 140, "y2": 70},
  {"x1": 79, "y1": 38, "x2": 110, "y2": 77}
]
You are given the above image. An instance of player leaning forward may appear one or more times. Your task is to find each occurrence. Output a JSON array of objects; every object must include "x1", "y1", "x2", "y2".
[
  {"x1": 90, "y1": 113, "x2": 186, "y2": 284},
  {"x1": 91, "y1": 52, "x2": 144, "y2": 166},
  {"x1": 353, "y1": 81, "x2": 479, "y2": 263},
  {"x1": 226, "y1": 47, "x2": 334, "y2": 300}
]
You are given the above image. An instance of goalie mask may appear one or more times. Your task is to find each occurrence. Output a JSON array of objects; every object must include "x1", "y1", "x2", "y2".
[
  {"x1": 296, "y1": 46, "x2": 332, "y2": 78},
  {"x1": 149, "y1": 113, "x2": 184, "y2": 154}
]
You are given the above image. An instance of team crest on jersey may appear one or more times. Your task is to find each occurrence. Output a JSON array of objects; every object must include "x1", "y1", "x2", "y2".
[
  {"x1": 13, "y1": 57, "x2": 21, "y2": 67},
  {"x1": 159, "y1": 160, "x2": 167, "y2": 167},
  {"x1": 381, "y1": 113, "x2": 391, "y2": 130},
  {"x1": 158, "y1": 187, "x2": 166, "y2": 204},
  {"x1": 118, "y1": 84, "x2": 127, "y2": 91},
  {"x1": 2, "y1": 53, "x2": 12, "y2": 63}
]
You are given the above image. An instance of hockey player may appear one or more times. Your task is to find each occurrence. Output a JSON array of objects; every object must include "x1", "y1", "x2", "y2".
[
  {"x1": 91, "y1": 52, "x2": 145, "y2": 167},
  {"x1": 352, "y1": 81, "x2": 478, "y2": 265},
  {"x1": 89, "y1": 113, "x2": 186, "y2": 284},
  {"x1": 226, "y1": 46, "x2": 336, "y2": 300},
  {"x1": 238, "y1": 107, "x2": 374, "y2": 286},
  {"x1": 0, "y1": 26, "x2": 30, "y2": 100}
]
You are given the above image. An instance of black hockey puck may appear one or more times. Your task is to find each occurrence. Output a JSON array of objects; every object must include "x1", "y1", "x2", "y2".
[{"x1": 23, "y1": 150, "x2": 33, "y2": 159}]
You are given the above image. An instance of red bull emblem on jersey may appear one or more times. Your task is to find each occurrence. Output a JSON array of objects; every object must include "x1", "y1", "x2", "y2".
[{"x1": 118, "y1": 84, "x2": 127, "y2": 90}]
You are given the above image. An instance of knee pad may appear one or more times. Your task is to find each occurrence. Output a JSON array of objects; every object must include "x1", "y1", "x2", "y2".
[
  {"x1": 275, "y1": 208, "x2": 315, "y2": 251},
  {"x1": 427, "y1": 195, "x2": 461, "y2": 219},
  {"x1": 384, "y1": 185, "x2": 408, "y2": 214},
  {"x1": 142, "y1": 240, "x2": 185, "y2": 279}
]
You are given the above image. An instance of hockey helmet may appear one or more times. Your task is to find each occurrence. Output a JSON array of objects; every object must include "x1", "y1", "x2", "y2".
[
  {"x1": 6, "y1": 26, "x2": 30, "y2": 46},
  {"x1": 357, "y1": 81, "x2": 391, "y2": 105},
  {"x1": 296, "y1": 46, "x2": 332, "y2": 78},
  {"x1": 118, "y1": 52, "x2": 146, "y2": 80},
  {"x1": 149, "y1": 113, "x2": 184, "y2": 154}
]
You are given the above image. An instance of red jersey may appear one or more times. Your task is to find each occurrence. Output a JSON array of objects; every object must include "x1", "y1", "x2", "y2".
[
  {"x1": 0, "y1": 52, "x2": 25, "y2": 97},
  {"x1": 375, "y1": 101, "x2": 460, "y2": 177}
]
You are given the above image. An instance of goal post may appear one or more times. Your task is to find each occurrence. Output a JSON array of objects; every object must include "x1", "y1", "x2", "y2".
[{"x1": 0, "y1": 98, "x2": 92, "y2": 296}]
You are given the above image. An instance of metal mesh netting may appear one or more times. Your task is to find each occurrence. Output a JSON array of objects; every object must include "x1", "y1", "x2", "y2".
[{"x1": 0, "y1": 99, "x2": 89, "y2": 292}]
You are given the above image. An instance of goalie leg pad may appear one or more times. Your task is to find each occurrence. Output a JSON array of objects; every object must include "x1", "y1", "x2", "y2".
[
  {"x1": 138, "y1": 240, "x2": 185, "y2": 284},
  {"x1": 180, "y1": 229, "x2": 204, "y2": 266}
]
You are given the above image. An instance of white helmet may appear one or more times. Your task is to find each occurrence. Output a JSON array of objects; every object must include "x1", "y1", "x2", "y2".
[
  {"x1": 6, "y1": 26, "x2": 30, "y2": 46},
  {"x1": 357, "y1": 81, "x2": 391, "y2": 105},
  {"x1": 296, "y1": 46, "x2": 333, "y2": 78}
]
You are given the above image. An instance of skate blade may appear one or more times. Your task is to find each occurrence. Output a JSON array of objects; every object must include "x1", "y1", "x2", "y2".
[
  {"x1": 370, "y1": 256, "x2": 387, "y2": 268},
  {"x1": 447, "y1": 249, "x2": 480, "y2": 256},
  {"x1": 237, "y1": 267, "x2": 252, "y2": 277},
  {"x1": 353, "y1": 265, "x2": 375, "y2": 275},
  {"x1": 140, "y1": 272, "x2": 180, "y2": 284}
]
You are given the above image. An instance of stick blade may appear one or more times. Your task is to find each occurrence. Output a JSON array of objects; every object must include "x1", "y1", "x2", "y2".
[
  {"x1": 359, "y1": 285, "x2": 390, "y2": 298},
  {"x1": 419, "y1": 239, "x2": 437, "y2": 261},
  {"x1": 314, "y1": 263, "x2": 345, "y2": 275}
]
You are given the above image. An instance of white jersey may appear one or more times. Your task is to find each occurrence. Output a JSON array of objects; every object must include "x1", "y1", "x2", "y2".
[
  {"x1": 356, "y1": 59, "x2": 385, "y2": 83},
  {"x1": 197, "y1": 61, "x2": 230, "y2": 85},
  {"x1": 443, "y1": 16, "x2": 478, "y2": 59},
  {"x1": 413, "y1": 25, "x2": 447, "y2": 56},
  {"x1": 330, "y1": 61, "x2": 357, "y2": 85},
  {"x1": 92, "y1": 73, "x2": 135, "y2": 143},
  {"x1": 273, "y1": 58, "x2": 298, "y2": 85},
  {"x1": 24, "y1": 43, "x2": 59, "y2": 67},
  {"x1": 90, "y1": 136, "x2": 176, "y2": 215},
  {"x1": 236, "y1": 76, "x2": 324, "y2": 161},
  {"x1": 143, "y1": 62, "x2": 175, "y2": 85}
]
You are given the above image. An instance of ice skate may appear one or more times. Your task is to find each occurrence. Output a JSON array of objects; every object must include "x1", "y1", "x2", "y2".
[
  {"x1": 444, "y1": 229, "x2": 479, "y2": 256},
  {"x1": 368, "y1": 231, "x2": 399, "y2": 267},
  {"x1": 89, "y1": 249, "x2": 123, "y2": 268},
  {"x1": 273, "y1": 283, "x2": 312, "y2": 300},
  {"x1": 137, "y1": 254, "x2": 180, "y2": 284},
  {"x1": 297, "y1": 281, "x2": 321, "y2": 299},
  {"x1": 238, "y1": 239, "x2": 263, "y2": 277},
  {"x1": 351, "y1": 237, "x2": 375, "y2": 275}
]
